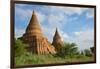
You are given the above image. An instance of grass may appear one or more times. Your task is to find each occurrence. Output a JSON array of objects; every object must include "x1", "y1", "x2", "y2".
[
  {"x1": 15, "y1": 53, "x2": 94, "y2": 67},
  {"x1": 15, "y1": 39, "x2": 94, "y2": 67}
]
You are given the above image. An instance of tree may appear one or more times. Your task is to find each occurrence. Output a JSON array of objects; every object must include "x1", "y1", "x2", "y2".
[
  {"x1": 15, "y1": 39, "x2": 28, "y2": 57},
  {"x1": 80, "y1": 51, "x2": 84, "y2": 55},
  {"x1": 56, "y1": 42, "x2": 79, "y2": 58},
  {"x1": 84, "y1": 49, "x2": 92, "y2": 57},
  {"x1": 90, "y1": 47, "x2": 94, "y2": 54}
]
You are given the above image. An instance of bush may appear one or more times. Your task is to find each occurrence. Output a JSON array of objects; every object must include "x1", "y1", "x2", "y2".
[
  {"x1": 56, "y1": 42, "x2": 79, "y2": 58},
  {"x1": 84, "y1": 49, "x2": 92, "y2": 57},
  {"x1": 15, "y1": 39, "x2": 28, "y2": 57}
]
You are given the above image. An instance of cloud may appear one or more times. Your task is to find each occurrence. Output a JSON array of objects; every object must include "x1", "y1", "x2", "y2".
[
  {"x1": 59, "y1": 29, "x2": 69, "y2": 41},
  {"x1": 35, "y1": 11, "x2": 46, "y2": 24},
  {"x1": 15, "y1": 28, "x2": 25, "y2": 38},
  {"x1": 58, "y1": 7, "x2": 86, "y2": 15},
  {"x1": 74, "y1": 31, "x2": 82, "y2": 36},
  {"x1": 45, "y1": 6, "x2": 88, "y2": 15},
  {"x1": 73, "y1": 29, "x2": 94, "y2": 50},
  {"x1": 74, "y1": 29, "x2": 94, "y2": 40},
  {"x1": 86, "y1": 8, "x2": 94, "y2": 18},
  {"x1": 47, "y1": 13, "x2": 65, "y2": 29},
  {"x1": 34, "y1": 9, "x2": 68, "y2": 42},
  {"x1": 15, "y1": 4, "x2": 32, "y2": 21}
]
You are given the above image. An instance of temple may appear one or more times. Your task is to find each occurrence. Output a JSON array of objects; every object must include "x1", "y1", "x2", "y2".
[
  {"x1": 52, "y1": 28, "x2": 63, "y2": 52},
  {"x1": 21, "y1": 11, "x2": 56, "y2": 54}
]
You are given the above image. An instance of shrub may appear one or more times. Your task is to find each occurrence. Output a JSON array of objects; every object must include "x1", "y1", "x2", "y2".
[
  {"x1": 84, "y1": 49, "x2": 92, "y2": 57},
  {"x1": 15, "y1": 39, "x2": 28, "y2": 57},
  {"x1": 56, "y1": 42, "x2": 79, "y2": 58}
]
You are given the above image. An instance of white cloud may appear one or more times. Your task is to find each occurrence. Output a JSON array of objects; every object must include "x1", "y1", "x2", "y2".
[
  {"x1": 59, "y1": 29, "x2": 69, "y2": 39},
  {"x1": 72, "y1": 29, "x2": 94, "y2": 50},
  {"x1": 15, "y1": 4, "x2": 28, "y2": 7},
  {"x1": 47, "y1": 13, "x2": 66, "y2": 29},
  {"x1": 48, "y1": 6, "x2": 88, "y2": 15},
  {"x1": 35, "y1": 12, "x2": 46, "y2": 23},
  {"x1": 74, "y1": 31, "x2": 82, "y2": 36},
  {"x1": 36, "y1": 12, "x2": 67, "y2": 43},
  {"x1": 37, "y1": 12, "x2": 67, "y2": 42},
  {"x1": 74, "y1": 29, "x2": 94, "y2": 40},
  {"x1": 15, "y1": 28, "x2": 25, "y2": 38},
  {"x1": 86, "y1": 8, "x2": 94, "y2": 18},
  {"x1": 15, "y1": 5, "x2": 32, "y2": 21}
]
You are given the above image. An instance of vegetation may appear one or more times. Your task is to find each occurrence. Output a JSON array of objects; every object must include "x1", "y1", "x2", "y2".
[
  {"x1": 15, "y1": 39, "x2": 94, "y2": 66},
  {"x1": 55, "y1": 42, "x2": 79, "y2": 58},
  {"x1": 83, "y1": 49, "x2": 93, "y2": 57},
  {"x1": 15, "y1": 39, "x2": 28, "y2": 57}
]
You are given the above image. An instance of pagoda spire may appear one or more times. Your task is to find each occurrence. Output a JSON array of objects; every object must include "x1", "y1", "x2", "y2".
[
  {"x1": 52, "y1": 28, "x2": 63, "y2": 52},
  {"x1": 21, "y1": 11, "x2": 56, "y2": 54},
  {"x1": 25, "y1": 11, "x2": 42, "y2": 36},
  {"x1": 54, "y1": 28, "x2": 61, "y2": 39}
]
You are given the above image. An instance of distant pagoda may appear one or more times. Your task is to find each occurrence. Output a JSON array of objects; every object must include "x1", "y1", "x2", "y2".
[
  {"x1": 21, "y1": 11, "x2": 56, "y2": 54},
  {"x1": 52, "y1": 28, "x2": 63, "y2": 52}
]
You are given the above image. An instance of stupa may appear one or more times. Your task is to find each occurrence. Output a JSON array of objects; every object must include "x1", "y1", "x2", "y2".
[
  {"x1": 52, "y1": 28, "x2": 63, "y2": 52},
  {"x1": 21, "y1": 11, "x2": 56, "y2": 54}
]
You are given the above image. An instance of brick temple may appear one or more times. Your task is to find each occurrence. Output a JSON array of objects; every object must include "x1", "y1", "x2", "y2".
[{"x1": 20, "y1": 11, "x2": 63, "y2": 54}]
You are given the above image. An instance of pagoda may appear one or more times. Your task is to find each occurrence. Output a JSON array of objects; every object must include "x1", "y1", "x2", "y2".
[
  {"x1": 52, "y1": 28, "x2": 63, "y2": 52},
  {"x1": 21, "y1": 11, "x2": 56, "y2": 54}
]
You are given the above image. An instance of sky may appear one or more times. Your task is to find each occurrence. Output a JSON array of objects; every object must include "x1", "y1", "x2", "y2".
[{"x1": 15, "y1": 4, "x2": 94, "y2": 51}]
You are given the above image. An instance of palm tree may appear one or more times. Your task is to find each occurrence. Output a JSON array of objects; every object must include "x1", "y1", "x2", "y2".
[{"x1": 56, "y1": 42, "x2": 79, "y2": 58}]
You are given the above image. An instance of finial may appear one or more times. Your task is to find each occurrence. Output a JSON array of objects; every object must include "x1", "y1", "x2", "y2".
[
  {"x1": 55, "y1": 28, "x2": 58, "y2": 34},
  {"x1": 32, "y1": 10, "x2": 35, "y2": 15}
]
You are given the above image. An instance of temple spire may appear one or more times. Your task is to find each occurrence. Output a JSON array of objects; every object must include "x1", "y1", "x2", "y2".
[
  {"x1": 25, "y1": 11, "x2": 42, "y2": 36},
  {"x1": 21, "y1": 11, "x2": 56, "y2": 54},
  {"x1": 52, "y1": 28, "x2": 63, "y2": 52},
  {"x1": 55, "y1": 28, "x2": 61, "y2": 39}
]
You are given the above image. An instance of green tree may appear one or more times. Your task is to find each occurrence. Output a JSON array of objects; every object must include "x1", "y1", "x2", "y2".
[
  {"x1": 15, "y1": 39, "x2": 28, "y2": 57},
  {"x1": 80, "y1": 51, "x2": 84, "y2": 55},
  {"x1": 56, "y1": 42, "x2": 79, "y2": 58},
  {"x1": 84, "y1": 49, "x2": 92, "y2": 57}
]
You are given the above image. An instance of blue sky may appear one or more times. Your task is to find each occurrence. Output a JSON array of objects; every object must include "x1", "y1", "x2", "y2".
[{"x1": 15, "y1": 4, "x2": 94, "y2": 51}]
